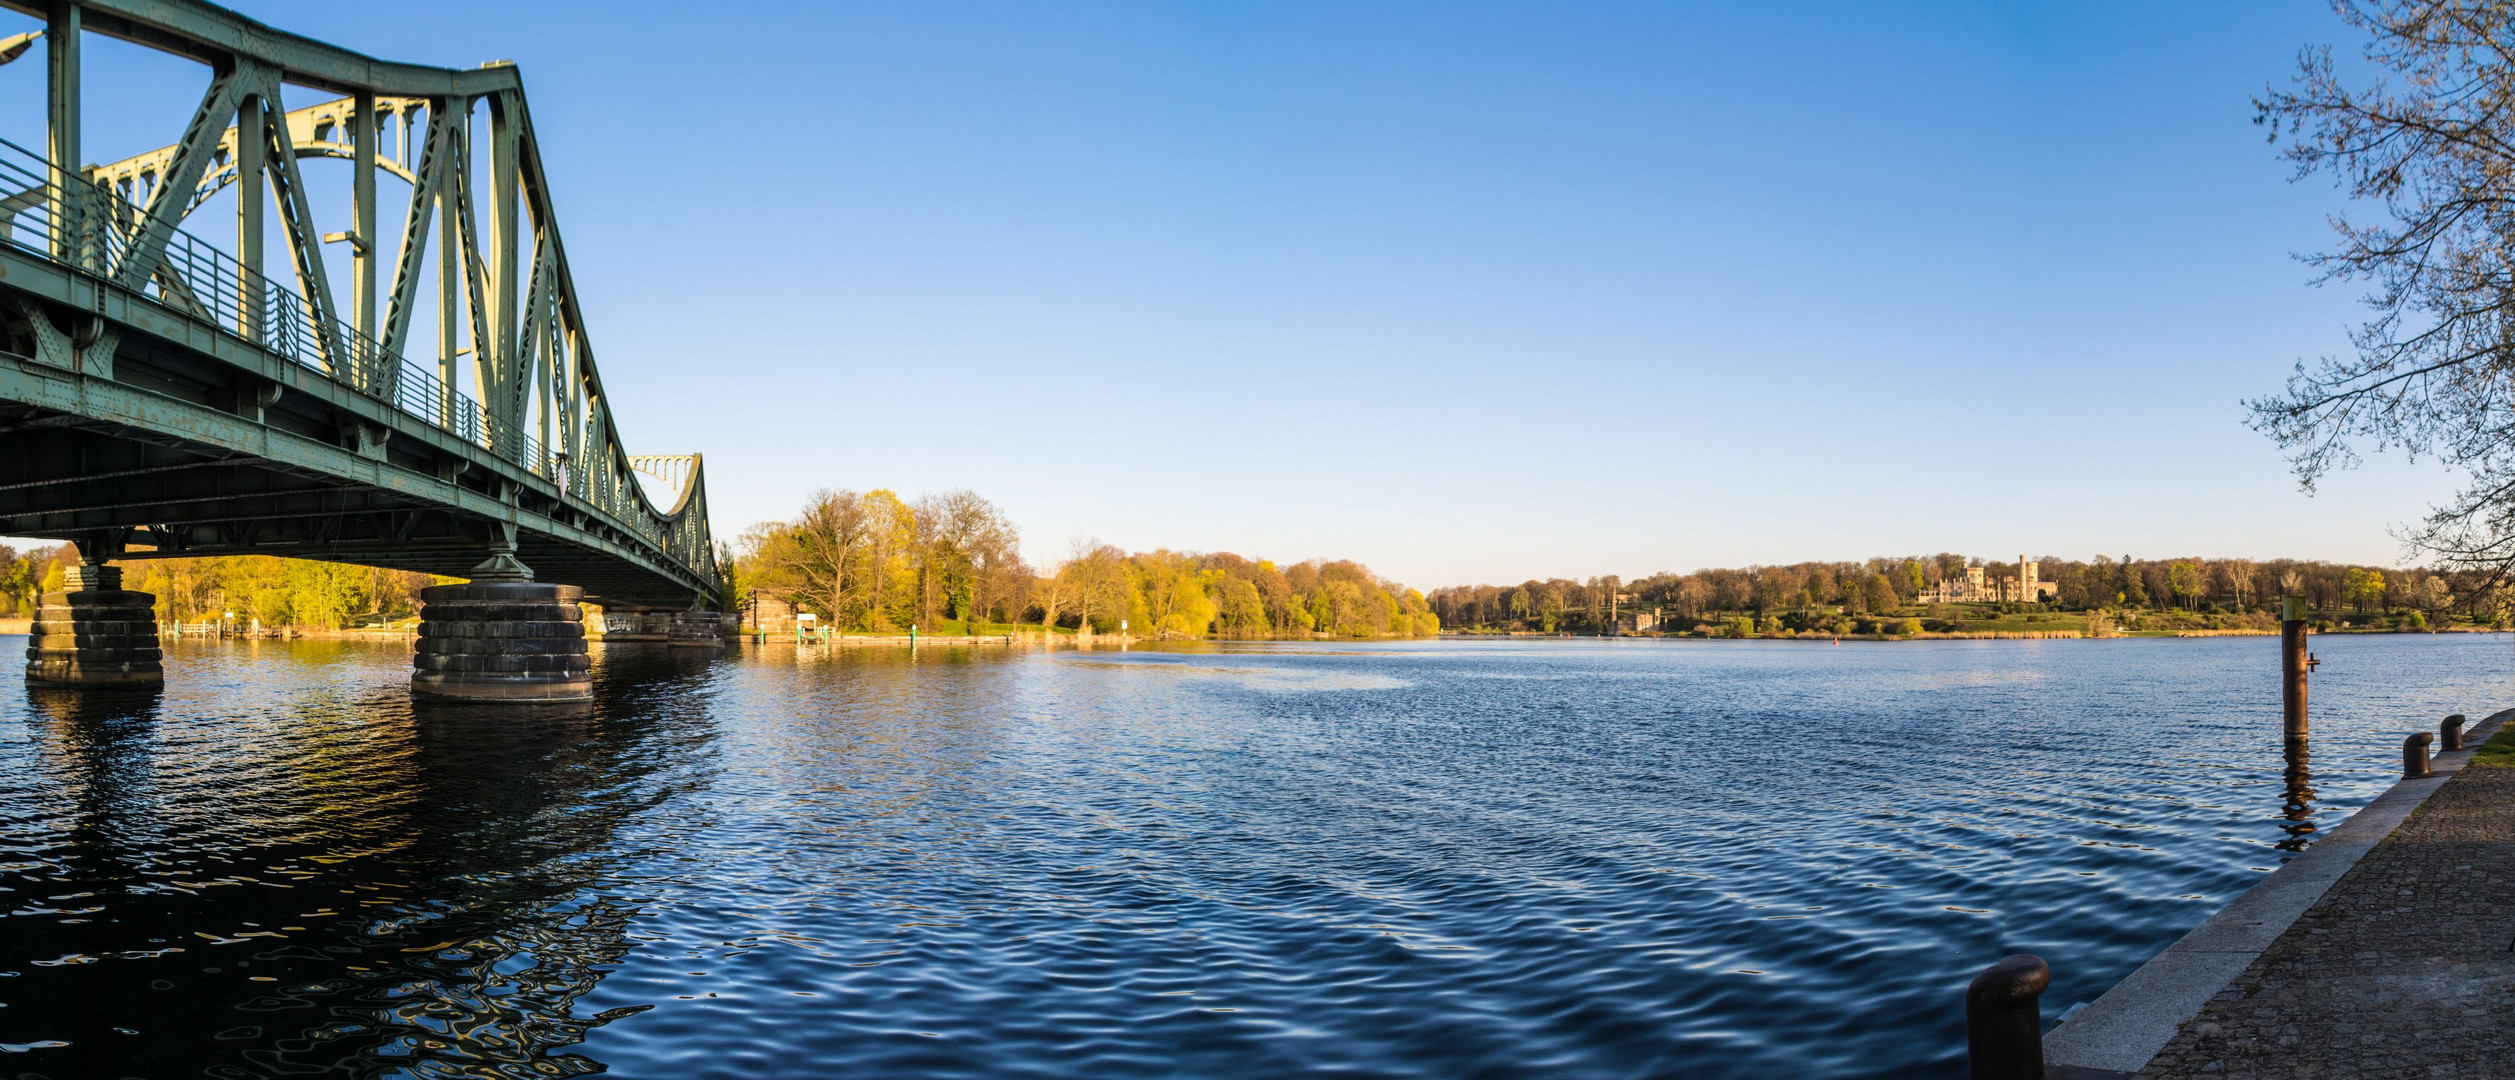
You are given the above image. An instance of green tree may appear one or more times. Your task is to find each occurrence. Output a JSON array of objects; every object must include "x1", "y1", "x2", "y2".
[
  {"x1": 1213, "y1": 574, "x2": 1268, "y2": 636},
  {"x1": 2166, "y1": 560, "x2": 2204, "y2": 610},
  {"x1": 2343, "y1": 567, "x2": 2387, "y2": 612},
  {"x1": 0, "y1": 549, "x2": 29, "y2": 617},
  {"x1": 1536, "y1": 587, "x2": 1565, "y2": 632},
  {"x1": 1132, "y1": 550, "x2": 1219, "y2": 639}
]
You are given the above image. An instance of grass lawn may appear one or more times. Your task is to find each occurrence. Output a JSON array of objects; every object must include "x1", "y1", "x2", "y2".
[{"x1": 2472, "y1": 724, "x2": 2515, "y2": 768}]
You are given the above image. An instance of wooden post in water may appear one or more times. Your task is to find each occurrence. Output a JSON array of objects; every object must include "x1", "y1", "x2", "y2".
[{"x1": 2281, "y1": 595, "x2": 2309, "y2": 744}]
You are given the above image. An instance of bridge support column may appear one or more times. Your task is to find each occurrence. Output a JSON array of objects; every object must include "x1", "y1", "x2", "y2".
[
  {"x1": 412, "y1": 552, "x2": 592, "y2": 703},
  {"x1": 668, "y1": 609, "x2": 725, "y2": 648},
  {"x1": 26, "y1": 564, "x2": 164, "y2": 687}
]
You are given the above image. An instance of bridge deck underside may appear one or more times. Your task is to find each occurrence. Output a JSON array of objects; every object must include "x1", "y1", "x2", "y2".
[
  {"x1": 0, "y1": 400, "x2": 685, "y2": 604},
  {"x1": 0, "y1": 253, "x2": 708, "y2": 608}
]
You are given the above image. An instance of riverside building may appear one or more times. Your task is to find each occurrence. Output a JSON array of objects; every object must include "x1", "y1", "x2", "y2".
[{"x1": 1918, "y1": 557, "x2": 2056, "y2": 604}]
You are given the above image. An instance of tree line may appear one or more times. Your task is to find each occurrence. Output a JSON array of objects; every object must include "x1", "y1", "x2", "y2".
[
  {"x1": 0, "y1": 542, "x2": 440, "y2": 628},
  {"x1": 4, "y1": 484, "x2": 1442, "y2": 641},
  {"x1": 735, "y1": 488, "x2": 1439, "y2": 639},
  {"x1": 1429, "y1": 555, "x2": 2501, "y2": 636}
]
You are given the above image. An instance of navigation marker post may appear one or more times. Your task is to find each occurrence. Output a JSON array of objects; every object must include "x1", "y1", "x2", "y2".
[{"x1": 2281, "y1": 595, "x2": 2311, "y2": 744}]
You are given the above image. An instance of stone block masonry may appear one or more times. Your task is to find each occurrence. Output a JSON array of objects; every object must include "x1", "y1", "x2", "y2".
[
  {"x1": 667, "y1": 610, "x2": 724, "y2": 648},
  {"x1": 24, "y1": 563, "x2": 161, "y2": 686},
  {"x1": 412, "y1": 582, "x2": 593, "y2": 703}
]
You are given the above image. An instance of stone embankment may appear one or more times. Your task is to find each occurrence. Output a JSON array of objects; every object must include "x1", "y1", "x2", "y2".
[{"x1": 2044, "y1": 709, "x2": 2515, "y2": 1078}]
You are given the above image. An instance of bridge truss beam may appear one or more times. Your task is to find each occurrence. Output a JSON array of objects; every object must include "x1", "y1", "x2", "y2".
[{"x1": 0, "y1": 0, "x2": 717, "y2": 609}]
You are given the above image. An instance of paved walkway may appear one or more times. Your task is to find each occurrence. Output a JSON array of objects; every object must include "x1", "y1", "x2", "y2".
[{"x1": 2138, "y1": 747, "x2": 2515, "y2": 1078}]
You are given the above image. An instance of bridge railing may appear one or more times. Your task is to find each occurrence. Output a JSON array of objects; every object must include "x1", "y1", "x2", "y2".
[{"x1": 0, "y1": 136, "x2": 547, "y2": 462}]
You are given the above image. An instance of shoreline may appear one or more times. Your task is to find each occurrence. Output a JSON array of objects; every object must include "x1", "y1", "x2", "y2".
[
  {"x1": 0, "y1": 618, "x2": 2488, "y2": 645},
  {"x1": 728, "y1": 632, "x2": 1133, "y2": 647},
  {"x1": 1440, "y1": 626, "x2": 2507, "y2": 643},
  {"x1": 2041, "y1": 707, "x2": 2515, "y2": 1075}
]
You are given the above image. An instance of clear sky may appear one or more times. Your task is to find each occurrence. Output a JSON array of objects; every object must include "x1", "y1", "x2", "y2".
[{"x1": 6, "y1": 1, "x2": 2449, "y2": 589}]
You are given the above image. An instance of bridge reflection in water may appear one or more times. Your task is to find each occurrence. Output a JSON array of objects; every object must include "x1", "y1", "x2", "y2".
[{"x1": 4, "y1": 641, "x2": 716, "y2": 1076}]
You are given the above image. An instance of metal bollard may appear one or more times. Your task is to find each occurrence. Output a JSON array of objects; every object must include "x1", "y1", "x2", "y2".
[
  {"x1": 2442, "y1": 714, "x2": 2468, "y2": 752},
  {"x1": 2404, "y1": 731, "x2": 2434, "y2": 779},
  {"x1": 1966, "y1": 954, "x2": 2050, "y2": 1080}
]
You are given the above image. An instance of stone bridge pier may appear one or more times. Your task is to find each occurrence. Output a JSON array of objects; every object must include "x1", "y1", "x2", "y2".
[
  {"x1": 24, "y1": 559, "x2": 162, "y2": 688},
  {"x1": 591, "y1": 606, "x2": 727, "y2": 647},
  {"x1": 412, "y1": 546, "x2": 593, "y2": 704},
  {"x1": 411, "y1": 540, "x2": 721, "y2": 703}
]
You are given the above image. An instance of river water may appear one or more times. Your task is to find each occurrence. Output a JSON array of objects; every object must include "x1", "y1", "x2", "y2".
[{"x1": 0, "y1": 633, "x2": 2503, "y2": 1078}]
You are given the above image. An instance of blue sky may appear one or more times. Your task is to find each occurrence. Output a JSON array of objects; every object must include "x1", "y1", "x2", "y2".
[{"x1": 7, "y1": 1, "x2": 2446, "y2": 588}]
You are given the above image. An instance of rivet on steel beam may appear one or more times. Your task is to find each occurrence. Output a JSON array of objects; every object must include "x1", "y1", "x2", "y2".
[
  {"x1": 1965, "y1": 953, "x2": 2049, "y2": 1080},
  {"x1": 2404, "y1": 731, "x2": 2435, "y2": 779}
]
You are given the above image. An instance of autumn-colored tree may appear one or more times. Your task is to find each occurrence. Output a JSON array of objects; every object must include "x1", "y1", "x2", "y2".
[
  {"x1": 857, "y1": 490, "x2": 918, "y2": 630},
  {"x1": 733, "y1": 489, "x2": 1430, "y2": 641},
  {"x1": 1212, "y1": 573, "x2": 1268, "y2": 636},
  {"x1": 1056, "y1": 541, "x2": 1132, "y2": 633},
  {"x1": 1130, "y1": 550, "x2": 1219, "y2": 639},
  {"x1": 0, "y1": 545, "x2": 36, "y2": 617}
]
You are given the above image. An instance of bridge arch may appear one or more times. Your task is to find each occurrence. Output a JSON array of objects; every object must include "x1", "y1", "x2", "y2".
[{"x1": 84, "y1": 94, "x2": 429, "y2": 217}]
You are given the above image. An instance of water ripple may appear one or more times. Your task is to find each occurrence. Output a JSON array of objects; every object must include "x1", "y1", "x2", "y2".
[{"x1": 0, "y1": 633, "x2": 2501, "y2": 1076}]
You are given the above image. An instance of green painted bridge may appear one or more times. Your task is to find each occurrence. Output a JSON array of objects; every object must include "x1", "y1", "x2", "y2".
[{"x1": 0, "y1": 0, "x2": 716, "y2": 609}]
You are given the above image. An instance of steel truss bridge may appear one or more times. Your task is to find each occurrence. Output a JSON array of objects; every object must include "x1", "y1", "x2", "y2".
[{"x1": 0, "y1": 0, "x2": 715, "y2": 606}]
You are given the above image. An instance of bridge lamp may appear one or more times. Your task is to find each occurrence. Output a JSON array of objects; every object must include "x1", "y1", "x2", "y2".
[{"x1": 0, "y1": 31, "x2": 40, "y2": 67}]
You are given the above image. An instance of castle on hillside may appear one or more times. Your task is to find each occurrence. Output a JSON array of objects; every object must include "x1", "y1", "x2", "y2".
[{"x1": 1917, "y1": 556, "x2": 2057, "y2": 604}]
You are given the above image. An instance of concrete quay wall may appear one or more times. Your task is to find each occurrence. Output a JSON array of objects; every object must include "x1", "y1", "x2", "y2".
[{"x1": 2042, "y1": 708, "x2": 2515, "y2": 1076}]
